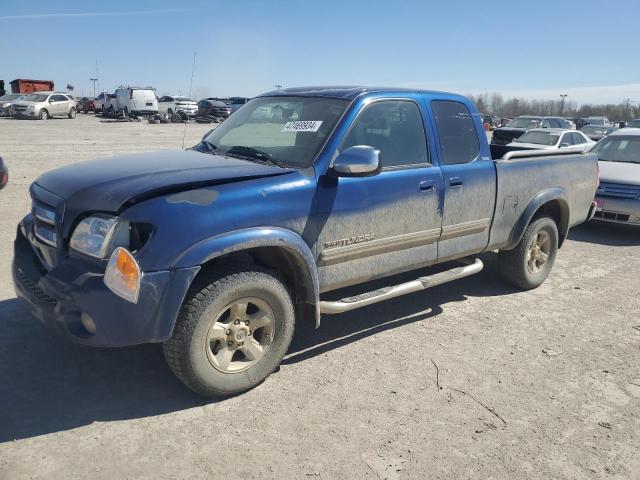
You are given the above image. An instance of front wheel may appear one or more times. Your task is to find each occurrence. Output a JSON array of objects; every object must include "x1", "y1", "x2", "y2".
[
  {"x1": 68, "y1": 107, "x2": 76, "y2": 119},
  {"x1": 497, "y1": 216, "x2": 559, "y2": 290},
  {"x1": 39, "y1": 109, "x2": 49, "y2": 120},
  {"x1": 163, "y1": 268, "x2": 295, "y2": 397}
]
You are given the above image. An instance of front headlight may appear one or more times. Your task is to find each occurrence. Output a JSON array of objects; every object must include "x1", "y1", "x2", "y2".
[
  {"x1": 69, "y1": 216, "x2": 128, "y2": 259},
  {"x1": 25, "y1": 106, "x2": 35, "y2": 113}
]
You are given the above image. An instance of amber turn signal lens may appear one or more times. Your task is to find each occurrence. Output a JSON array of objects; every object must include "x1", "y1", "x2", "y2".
[{"x1": 104, "y1": 247, "x2": 141, "y2": 303}]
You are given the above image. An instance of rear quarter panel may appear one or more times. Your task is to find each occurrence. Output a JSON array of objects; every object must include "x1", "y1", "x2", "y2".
[{"x1": 488, "y1": 153, "x2": 598, "y2": 250}]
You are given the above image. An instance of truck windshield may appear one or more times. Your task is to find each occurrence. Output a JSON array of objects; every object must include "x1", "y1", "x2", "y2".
[
  {"x1": 507, "y1": 117, "x2": 541, "y2": 129},
  {"x1": 591, "y1": 136, "x2": 640, "y2": 164},
  {"x1": 515, "y1": 131, "x2": 560, "y2": 146},
  {"x1": 201, "y1": 96, "x2": 349, "y2": 168}
]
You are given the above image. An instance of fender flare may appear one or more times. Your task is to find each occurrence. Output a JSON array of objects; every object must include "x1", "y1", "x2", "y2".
[
  {"x1": 173, "y1": 227, "x2": 321, "y2": 327},
  {"x1": 507, "y1": 188, "x2": 570, "y2": 250}
]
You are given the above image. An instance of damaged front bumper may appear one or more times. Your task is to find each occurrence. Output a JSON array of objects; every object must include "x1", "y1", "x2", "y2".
[{"x1": 12, "y1": 218, "x2": 199, "y2": 347}]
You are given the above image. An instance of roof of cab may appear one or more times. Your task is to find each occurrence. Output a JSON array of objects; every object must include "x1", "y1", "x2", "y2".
[{"x1": 258, "y1": 85, "x2": 462, "y2": 101}]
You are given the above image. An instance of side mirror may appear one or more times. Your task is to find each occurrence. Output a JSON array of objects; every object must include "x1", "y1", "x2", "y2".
[
  {"x1": 560, "y1": 142, "x2": 570, "y2": 148},
  {"x1": 331, "y1": 146, "x2": 381, "y2": 177}
]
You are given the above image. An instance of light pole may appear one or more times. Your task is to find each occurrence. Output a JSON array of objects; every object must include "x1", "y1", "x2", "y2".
[
  {"x1": 274, "y1": 84, "x2": 283, "y2": 90},
  {"x1": 90, "y1": 78, "x2": 98, "y2": 97},
  {"x1": 560, "y1": 94, "x2": 568, "y2": 116}
]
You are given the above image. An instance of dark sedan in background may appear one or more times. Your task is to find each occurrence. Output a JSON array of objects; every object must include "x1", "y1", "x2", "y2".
[
  {"x1": 580, "y1": 125, "x2": 616, "y2": 141},
  {"x1": 491, "y1": 116, "x2": 567, "y2": 145},
  {"x1": 197, "y1": 99, "x2": 231, "y2": 120}
]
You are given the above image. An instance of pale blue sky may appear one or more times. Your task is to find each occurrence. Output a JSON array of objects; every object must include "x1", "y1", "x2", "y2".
[{"x1": 1, "y1": 0, "x2": 639, "y2": 104}]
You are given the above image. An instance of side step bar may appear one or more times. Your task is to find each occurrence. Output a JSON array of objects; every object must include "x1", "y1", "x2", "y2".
[{"x1": 319, "y1": 258, "x2": 483, "y2": 314}]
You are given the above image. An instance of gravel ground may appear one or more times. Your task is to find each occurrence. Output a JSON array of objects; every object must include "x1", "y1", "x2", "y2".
[{"x1": 0, "y1": 115, "x2": 639, "y2": 480}]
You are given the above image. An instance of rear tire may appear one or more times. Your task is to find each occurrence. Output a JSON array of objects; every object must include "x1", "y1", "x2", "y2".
[
  {"x1": 39, "y1": 109, "x2": 48, "y2": 120},
  {"x1": 497, "y1": 216, "x2": 558, "y2": 290},
  {"x1": 68, "y1": 108, "x2": 76, "y2": 119},
  {"x1": 163, "y1": 268, "x2": 295, "y2": 397}
]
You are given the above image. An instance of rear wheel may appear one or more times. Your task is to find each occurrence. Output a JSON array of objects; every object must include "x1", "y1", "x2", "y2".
[
  {"x1": 68, "y1": 107, "x2": 76, "y2": 119},
  {"x1": 39, "y1": 109, "x2": 48, "y2": 120},
  {"x1": 163, "y1": 268, "x2": 295, "y2": 397},
  {"x1": 498, "y1": 216, "x2": 558, "y2": 290}
]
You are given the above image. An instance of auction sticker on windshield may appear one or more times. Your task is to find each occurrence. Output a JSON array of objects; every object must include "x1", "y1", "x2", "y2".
[{"x1": 281, "y1": 121, "x2": 323, "y2": 133}]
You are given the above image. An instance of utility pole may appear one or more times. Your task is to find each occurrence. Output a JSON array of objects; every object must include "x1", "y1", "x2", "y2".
[
  {"x1": 89, "y1": 78, "x2": 98, "y2": 97},
  {"x1": 560, "y1": 94, "x2": 568, "y2": 116}
]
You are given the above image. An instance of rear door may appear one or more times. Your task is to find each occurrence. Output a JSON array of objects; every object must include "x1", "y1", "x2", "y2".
[{"x1": 428, "y1": 99, "x2": 496, "y2": 261}]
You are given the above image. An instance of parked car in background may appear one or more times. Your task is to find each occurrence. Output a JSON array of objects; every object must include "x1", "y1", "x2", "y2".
[
  {"x1": 197, "y1": 99, "x2": 231, "y2": 120},
  {"x1": 592, "y1": 128, "x2": 640, "y2": 225},
  {"x1": 580, "y1": 125, "x2": 616, "y2": 141},
  {"x1": 0, "y1": 94, "x2": 23, "y2": 116},
  {"x1": 0, "y1": 156, "x2": 7, "y2": 190},
  {"x1": 584, "y1": 116, "x2": 611, "y2": 127},
  {"x1": 110, "y1": 87, "x2": 158, "y2": 117},
  {"x1": 491, "y1": 116, "x2": 567, "y2": 145},
  {"x1": 228, "y1": 97, "x2": 250, "y2": 113},
  {"x1": 11, "y1": 92, "x2": 77, "y2": 120},
  {"x1": 507, "y1": 128, "x2": 595, "y2": 151},
  {"x1": 627, "y1": 119, "x2": 640, "y2": 128},
  {"x1": 94, "y1": 92, "x2": 110, "y2": 114},
  {"x1": 77, "y1": 97, "x2": 95, "y2": 113},
  {"x1": 158, "y1": 95, "x2": 198, "y2": 117}
]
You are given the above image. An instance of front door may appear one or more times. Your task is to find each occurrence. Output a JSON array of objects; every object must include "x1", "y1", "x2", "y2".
[
  {"x1": 313, "y1": 98, "x2": 443, "y2": 292},
  {"x1": 429, "y1": 99, "x2": 496, "y2": 261}
]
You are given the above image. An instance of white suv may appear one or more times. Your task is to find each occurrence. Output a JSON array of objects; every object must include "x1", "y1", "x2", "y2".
[
  {"x1": 158, "y1": 95, "x2": 198, "y2": 117},
  {"x1": 11, "y1": 92, "x2": 77, "y2": 120},
  {"x1": 111, "y1": 87, "x2": 158, "y2": 117}
]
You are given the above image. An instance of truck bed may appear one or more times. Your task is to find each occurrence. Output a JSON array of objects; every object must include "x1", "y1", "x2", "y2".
[{"x1": 487, "y1": 148, "x2": 599, "y2": 250}]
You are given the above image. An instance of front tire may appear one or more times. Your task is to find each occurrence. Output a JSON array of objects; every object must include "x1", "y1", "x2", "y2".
[
  {"x1": 39, "y1": 109, "x2": 49, "y2": 120},
  {"x1": 68, "y1": 107, "x2": 76, "y2": 119},
  {"x1": 497, "y1": 216, "x2": 559, "y2": 290},
  {"x1": 163, "y1": 268, "x2": 295, "y2": 397}
]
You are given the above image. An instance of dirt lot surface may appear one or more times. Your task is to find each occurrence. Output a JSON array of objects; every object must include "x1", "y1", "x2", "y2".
[{"x1": 1, "y1": 115, "x2": 639, "y2": 480}]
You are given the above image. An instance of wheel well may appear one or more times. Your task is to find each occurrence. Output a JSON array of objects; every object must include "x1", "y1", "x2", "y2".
[
  {"x1": 532, "y1": 199, "x2": 569, "y2": 247},
  {"x1": 191, "y1": 247, "x2": 316, "y2": 324}
]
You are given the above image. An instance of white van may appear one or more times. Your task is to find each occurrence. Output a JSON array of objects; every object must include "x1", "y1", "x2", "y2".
[{"x1": 113, "y1": 87, "x2": 158, "y2": 116}]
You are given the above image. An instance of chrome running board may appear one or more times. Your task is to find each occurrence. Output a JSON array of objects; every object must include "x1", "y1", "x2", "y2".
[{"x1": 319, "y1": 258, "x2": 483, "y2": 314}]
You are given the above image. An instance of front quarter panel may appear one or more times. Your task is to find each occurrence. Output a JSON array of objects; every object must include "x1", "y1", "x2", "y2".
[{"x1": 120, "y1": 170, "x2": 319, "y2": 271}]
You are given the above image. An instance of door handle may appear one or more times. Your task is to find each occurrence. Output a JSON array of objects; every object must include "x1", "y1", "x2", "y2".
[
  {"x1": 448, "y1": 177, "x2": 464, "y2": 188},
  {"x1": 419, "y1": 180, "x2": 435, "y2": 192}
]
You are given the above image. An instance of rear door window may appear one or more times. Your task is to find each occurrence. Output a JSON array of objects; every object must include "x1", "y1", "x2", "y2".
[
  {"x1": 571, "y1": 132, "x2": 586, "y2": 144},
  {"x1": 431, "y1": 100, "x2": 480, "y2": 165}
]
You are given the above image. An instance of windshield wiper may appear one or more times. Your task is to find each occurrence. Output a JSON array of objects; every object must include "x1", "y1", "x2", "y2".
[
  {"x1": 225, "y1": 146, "x2": 286, "y2": 168},
  {"x1": 203, "y1": 139, "x2": 218, "y2": 153}
]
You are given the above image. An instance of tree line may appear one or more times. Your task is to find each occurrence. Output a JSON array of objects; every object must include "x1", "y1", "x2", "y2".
[{"x1": 467, "y1": 92, "x2": 640, "y2": 121}]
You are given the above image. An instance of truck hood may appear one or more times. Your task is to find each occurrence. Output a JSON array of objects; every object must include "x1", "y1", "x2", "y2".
[
  {"x1": 598, "y1": 160, "x2": 640, "y2": 186},
  {"x1": 34, "y1": 149, "x2": 295, "y2": 214}
]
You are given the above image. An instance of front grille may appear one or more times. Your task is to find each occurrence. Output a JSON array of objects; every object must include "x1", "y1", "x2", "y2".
[
  {"x1": 594, "y1": 211, "x2": 630, "y2": 222},
  {"x1": 597, "y1": 182, "x2": 640, "y2": 199},
  {"x1": 16, "y1": 269, "x2": 58, "y2": 307},
  {"x1": 13, "y1": 105, "x2": 27, "y2": 112},
  {"x1": 32, "y1": 198, "x2": 58, "y2": 247}
]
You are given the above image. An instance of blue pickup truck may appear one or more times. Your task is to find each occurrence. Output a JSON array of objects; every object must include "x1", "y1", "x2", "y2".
[{"x1": 13, "y1": 87, "x2": 599, "y2": 396}]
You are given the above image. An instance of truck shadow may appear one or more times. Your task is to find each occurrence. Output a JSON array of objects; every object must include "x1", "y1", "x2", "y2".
[
  {"x1": 284, "y1": 254, "x2": 515, "y2": 364},
  {"x1": 568, "y1": 221, "x2": 640, "y2": 247},
  {"x1": 0, "y1": 254, "x2": 515, "y2": 442}
]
